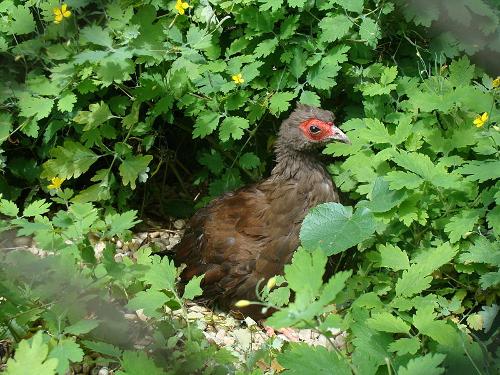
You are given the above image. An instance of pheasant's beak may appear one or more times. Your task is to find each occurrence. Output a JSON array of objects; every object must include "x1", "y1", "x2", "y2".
[{"x1": 329, "y1": 124, "x2": 351, "y2": 144}]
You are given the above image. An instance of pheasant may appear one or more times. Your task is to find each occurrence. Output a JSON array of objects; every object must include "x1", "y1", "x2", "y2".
[{"x1": 172, "y1": 104, "x2": 350, "y2": 318}]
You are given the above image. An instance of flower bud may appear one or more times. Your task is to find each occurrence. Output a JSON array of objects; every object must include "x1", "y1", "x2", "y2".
[
  {"x1": 266, "y1": 277, "x2": 276, "y2": 290},
  {"x1": 234, "y1": 300, "x2": 251, "y2": 308}
]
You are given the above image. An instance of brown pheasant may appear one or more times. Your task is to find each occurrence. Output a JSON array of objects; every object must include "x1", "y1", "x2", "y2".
[{"x1": 173, "y1": 104, "x2": 350, "y2": 317}]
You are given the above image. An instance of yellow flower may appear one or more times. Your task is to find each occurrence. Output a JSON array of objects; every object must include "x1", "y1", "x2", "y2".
[
  {"x1": 53, "y1": 4, "x2": 71, "y2": 24},
  {"x1": 231, "y1": 73, "x2": 245, "y2": 84},
  {"x1": 493, "y1": 77, "x2": 500, "y2": 88},
  {"x1": 473, "y1": 112, "x2": 489, "y2": 128},
  {"x1": 175, "y1": 0, "x2": 190, "y2": 15},
  {"x1": 48, "y1": 177, "x2": 65, "y2": 190}
]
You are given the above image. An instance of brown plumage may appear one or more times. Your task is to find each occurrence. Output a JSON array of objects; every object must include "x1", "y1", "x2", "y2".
[{"x1": 172, "y1": 104, "x2": 350, "y2": 317}]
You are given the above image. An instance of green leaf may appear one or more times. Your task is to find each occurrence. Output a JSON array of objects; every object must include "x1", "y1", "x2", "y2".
[
  {"x1": 57, "y1": 92, "x2": 77, "y2": 113},
  {"x1": 5, "y1": 332, "x2": 58, "y2": 375},
  {"x1": 10, "y1": 5, "x2": 36, "y2": 35},
  {"x1": 18, "y1": 94, "x2": 54, "y2": 121},
  {"x1": 80, "y1": 25, "x2": 113, "y2": 48},
  {"x1": 64, "y1": 319, "x2": 100, "y2": 335},
  {"x1": 368, "y1": 176, "x2": 406, "y2": 212},
  {"x1": 253, "y1": 38, "x2": 278, "y2": 58},
  {"x1": 116, "y1": 351, "x2": 165, "y2": 375},
  {"x1": 359, "y1": 18, "x2": 380, "y2": 47},
  {"x1": 380, "y1": 66, "x2": 398, "y2": 85},
  {"x1": 395, "y1": 266, "x2": 432, "y2": 297},
  {"x1": 398, "y1": 353, "x2": 446, "y2": 375},
  {"x1": 388, "y1": 337, "x2": 421, "y2": 356},
  {"x1": 193, "y1": 112, "x2": 220, "y2": 139},
  {"x1": 0, "y1": 112, "x2": 12, "y2": 143},
  {"x1": 260, "y1": 0, "x2": 284, "y2": 12},
  {"x1": 487, "y1": 206, "x2": 500, "y2": 235},
  {"x1": 319, "y1": 14, "x2": 351, "y2": 43},
  {"x1": 105, "y1": 210, "x2": 140, "y2": 237},
  {"x1": 459, "y1": 237, "x2": 500, "y2": 266},
  {"x1": 269, "y1": 91, "x2": 296, "y2": 115},
  {"x1": 239, "y1": 152, "x2": 261, "y2": 169},
  {"x1": 319, "y1": 270, "x2": 352, "y2": 305},
  {"x1": 413, "y1": 305, "x2": 458, "y2": 346},
  {"x1": 81, "y1": 341, "x2": 122, "y2": 358},
  {"x1": 0, "y1": 199, "x2": 19, "y2": 217},
  {"x1": 449, "y1": 56, "x2": 474, "y2": 87},
  {"x1": 126, "y1": 290, "x2": 169, "y2": 317},
  {"x1": 366, "y1": 312, "x2": 411, "y2": 334},
  {"x1": 119, "y1": 155, "x2": 153, "y2": 189},
  {"x1": 219, "y1": 116, "x2": 249, "y2": 142},
  {"x1": 384, "y1": 171, "x2": 423, "y2": 190},
  {"x1": 142, "y1": 256, "x2": 177, "y2": 291},
  {"x1": 73, "y1": 101, "x2": 112, "y2": 131},
  {"x1": 444, "y1": 209, "x2": 482, "y2": 243},
  {"x1": 278, "y1": 343, "x2": 351, "y2": 375},
  {"x1": 23, "y1": 200, "x2": 51, "y2": 217},
  {"x1": 48, "y1": 338, "x2": 84, "y2": 375},
  {"x1": 41, "y1": 141, "x2": 98, "y2": 180},
  {"x1": 186, "y1": 25, "x2": 212, "y2": 49},
  {"x1": 307, "y1": 45, "x2": 349, "y2": 90},
  {"x1": 288, "y1": 0, "x2": 307, "y2": 8},
  {"x1": 300, "y1": 203, "x2": 376, "y2": 255},
  {"x1": 299, "y1": 90, "x2": 321, "y2": 106},
  {"x1": 330, "y1": 0, "x2": 364, "y2": 13},
  {"x1": 285, "y1": 249, "x2": 327, "y2": 295},
  {"x1": 182, "y1": 275, "x2": 204, "y2": 300},
  {"x1": 379, "y1": 244, "x2": 410, "y2": 271},
  {"x1": 456, "y1": 160, "x2": 500, "y2": 182}
]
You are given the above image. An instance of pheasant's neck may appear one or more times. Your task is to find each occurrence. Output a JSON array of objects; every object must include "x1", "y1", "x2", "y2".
[{"x1": 270, "y1": 148, "x2": 327, "y2": 182}]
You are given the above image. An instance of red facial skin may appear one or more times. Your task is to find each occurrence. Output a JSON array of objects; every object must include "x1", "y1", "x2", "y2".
[{"x1": 299, "y1": 118, "x2": 335, "y2": 141}]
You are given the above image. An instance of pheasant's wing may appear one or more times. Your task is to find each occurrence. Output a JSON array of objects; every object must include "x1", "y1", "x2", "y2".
[{"x1": 173, "y1": 180, "x2": 304, "y2": 308}]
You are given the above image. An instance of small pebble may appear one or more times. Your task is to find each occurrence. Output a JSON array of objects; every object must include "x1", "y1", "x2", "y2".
[
  {"x1": 173, "y1": 219, "x2": 186, "y2": 230},
  {"x1": 116, "y1": 240, "x2": 123, "y2": 249},
  {"x1": 97, "y1": 367, "x2": 109, "y2": 375},
  {"x1": 149, "y1": 231, "x2": 160, "y2": 239}
]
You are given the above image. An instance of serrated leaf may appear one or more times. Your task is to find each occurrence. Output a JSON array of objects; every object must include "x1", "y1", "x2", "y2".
[
  {"x1": 319, "y1": 14, "x2": 351, "y2": 43},
  {"x1": 368, "y1": 176, "x2": 406, "y2": 212},
  {"x1": 64, "y1": 319, "x2": 100, "y2": 335},
  {"x1": 253, "y1": 38, "x2": 278, "y2": 58},
  {"x1": 186, "y1": 25, "x2": 212, "y2": 49},
  {"x1": 413, "y1": 305, "x2": 458, "y2": 346},
  {"x1": 300, "y1": 203, "x2": 376, "y2": 256},
  {"x1": 269, "y1": 91, "x2": 296, "y2": 115},
  {"x1": 126, "y1": 290, "x2": 169, "y2": 317},
  {"x1": 330, "y1": 0, "x2": 364, "y2": 13},
  {"x1": 366, "y1": 312, "x2": 411, "y2": 333},
  {"x1": 239, "y1": 152, "x2": 261, "y2": 169},
  {"x1": 307, "y1": 45, "x2": 349, "y2": 90},
  {"x1": 48, "y1": 338, "x2": 84, "y2": 375},
  {"x1": 182, "y1": 275, "x2": 204, "y2": 300},
  {"x1": 278, "y1": 343, "x2": 351, "y2": 375},
  {"x1": 444, "y1": 209, "x2": 482, "y2": 243},
  {"x1": 105, "y1": 210, "x2": 140, "y2": 237},
  {"x1": 219, "y1": 116, "x2": 249, "y2": 142},
  {"x1": 5, "y1": 332, "x2": 58, "y2": 375},
  {"x1": 80, "y1": 25, "x2": 113, "y2": 48},
  {"x1": 73, "y1": 101, "x2": 112, "y2": 131},
  {"x1": 119, "y1": 155, "x2": 153, "y2": 189},
  {"x1": 18, "y1": 94, "x2": 54, "y2": 121},
  {"x1": 384, "y1": 171, "x2": 423, "y2": 190},
  {"x1": 193, "y1": 112, "x2": 220, "y2": 139},
  {"x1": 23, "y1": 200, "x2": 51, "y2": 217},
  {"x1": 285, "y1": 249, "x2": 327, "y2": 295},
  {"x1": 379, "y1": 244, "x2": 410, "y2": 271},
  {"x1": 81, "y1": 340, "x2": 122, "y2": 358},
  {"x1": 398, "y1": 353, "x2": 446, "y2": 375},
  {"x1": 116, "y1": 351, "x2": 165, "y2": 375},
  {"x1": 41, "y1": 141, "x2": 99, "y2": 180},
  {"x1": 57, "y1": 92, "x2": 77, "y2": 113},
  {"x1": 449, "y1": 56, "x2": 474, "y2": 87},
  {"x1": 0, "y1": 199, "x2": 19, "y2": 217},
  {"x1": 456, "y1": 160, "x2": 500, "y2": 182},
  {"x1": 359, "y1": 18, "x2": 380, "y2": 47},
  {"x1": 395, "y1": 266, "x2": 432, "y2": 297},
  {"x1": 319, "y1": 270, "x2": 352, "y2": 305},
  {"x1": 388, "y1": 337, "x2": 420, "y2": 356},
  {"x1": 10, "y1": 5, "x2": 36, "y2": 35},
  {"x1": 459, "y1": 237, "x2": 500, "y2": 266},
  {"x1": 299, "y1": 90, "x2": 321, "y2": 106},
  {"x1": 267, "y1": 287, "x2": 291, "y2": 307}
]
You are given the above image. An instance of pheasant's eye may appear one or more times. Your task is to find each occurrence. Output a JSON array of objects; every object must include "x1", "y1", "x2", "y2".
[{"x1": 309, "y1": 125, "x2": 321, "y2": 134}]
